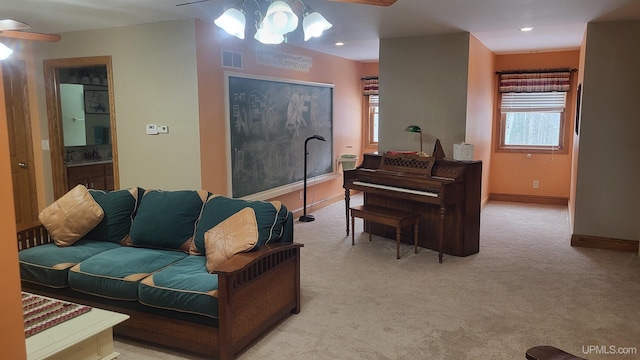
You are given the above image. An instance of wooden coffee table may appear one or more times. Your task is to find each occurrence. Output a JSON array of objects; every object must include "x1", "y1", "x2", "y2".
[{"x1": 25, "y1": 295, "x2": 129, "y2": 360}]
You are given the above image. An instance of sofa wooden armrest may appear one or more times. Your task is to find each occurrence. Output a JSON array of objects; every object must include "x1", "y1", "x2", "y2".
[
  {"x1": 214, "y1": 242, "x2": 303, "y2": 359},
  {"x1": 214, "y1": 243, "x2": 303, "y2": 274},
  {"x1": 17, "y1": 222, "x2": 51, "y2": 250}
]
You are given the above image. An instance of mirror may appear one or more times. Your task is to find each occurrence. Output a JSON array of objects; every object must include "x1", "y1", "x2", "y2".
[
  {"x1": 59, "y1": 66, "x2": 111, "y2": 147},
  {"x1": 60, "y1": 83, "x2": 86, "y2": 146}
]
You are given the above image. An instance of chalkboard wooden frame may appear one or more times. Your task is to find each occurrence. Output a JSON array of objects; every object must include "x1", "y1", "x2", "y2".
[{"x1": 225, "y1": 73, "x2": 334, "y2": 199}]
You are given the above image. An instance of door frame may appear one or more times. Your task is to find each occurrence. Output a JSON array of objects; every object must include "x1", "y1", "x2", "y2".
[{"x1": 43, "y1": 56, "x2": 119, "y2": 199}]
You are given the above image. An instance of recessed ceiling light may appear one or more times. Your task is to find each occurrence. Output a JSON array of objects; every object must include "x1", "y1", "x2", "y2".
[
  {"x1": 335, "y1": 42, "x2": 344, "y2": 46},
  {"x1": 520, "y1": 27, "x2": 534, "y2": 32}
]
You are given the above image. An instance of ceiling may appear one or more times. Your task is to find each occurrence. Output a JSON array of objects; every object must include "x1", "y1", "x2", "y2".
[{"x1": 3, "y1": 0, "x2": 640, "y2": 62}]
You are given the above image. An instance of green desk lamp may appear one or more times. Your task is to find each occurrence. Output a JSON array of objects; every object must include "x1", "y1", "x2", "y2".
[{"x1": 405, "y1": 125, "x2": 428, "y2": 157}]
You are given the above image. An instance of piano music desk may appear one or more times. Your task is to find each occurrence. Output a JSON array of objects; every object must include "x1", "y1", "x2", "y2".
[{"x1": 350, "y1": 205, "x2": 420, "y2": 259}]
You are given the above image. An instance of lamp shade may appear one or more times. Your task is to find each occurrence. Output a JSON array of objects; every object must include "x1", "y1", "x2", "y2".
[
  {"x1": 303, "y1": 11, "x2": 332, "y2": 41},
  {"x1": 405, "y1": 125, "x2": 422, "y2": 133},
  {"x1": 263, "y1": 1, "x2": 298, "y2": 35},
  {"x1": 254, "y1": 27, "x2": 285, "y2": 44},
  {"x1": 214, "y1": 8, "x2": 246, "y2": 39},
  {"x1": 0, "y1": 42, "x2": 13, "y2": 60}
]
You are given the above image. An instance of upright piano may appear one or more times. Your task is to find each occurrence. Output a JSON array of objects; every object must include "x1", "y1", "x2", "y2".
[{"x1": 343, "y1": 148, "x2": 481, "y2": 261}]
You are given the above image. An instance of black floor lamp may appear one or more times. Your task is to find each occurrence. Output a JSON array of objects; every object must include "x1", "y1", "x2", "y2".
[{"x1": 299, "y1": 134, "x2": 326, "y2": 222}]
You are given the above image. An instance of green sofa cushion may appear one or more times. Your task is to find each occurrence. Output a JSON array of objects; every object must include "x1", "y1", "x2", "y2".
[
  {"x1": 139, "y1": 256, "x2": 219, "y2": 319},
  {"x1": 68, "y1": 247, "x2": 187, "y2": 301},
  {"x1": 190, "y1": 195, "x2": 290, "y2": 254},
  {"x1": 129, "y1": 189, "x2": 208, "y2": 252},
  {"x1": 19, "y1": 240, "x2": 121, "y2": 288},
  {"x1": 84, "y1": 188, "x2": 140, "y2": 243}
]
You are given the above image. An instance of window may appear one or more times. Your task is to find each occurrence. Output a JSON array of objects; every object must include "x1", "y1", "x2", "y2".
[
  {"x1": 499, "y1": 92, "x2": 567, "y2": 151},
  {"x1": 362, "y1": 76, "x2": 379, "y2": 148},
  {"x1": 496, "y1": 70, "x2": 572, "y2": 153},
  {"x1": 367, "y1": 95, "x2": 379, "y2": 146}
]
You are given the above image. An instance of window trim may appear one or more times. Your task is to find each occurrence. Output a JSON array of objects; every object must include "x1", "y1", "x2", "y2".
[
  {"x1": 495, "y1": 92, "x2": 570, "y2": 154},
  {"x1": 364, "y1": 95, "x2": 379, "y2": 148}
]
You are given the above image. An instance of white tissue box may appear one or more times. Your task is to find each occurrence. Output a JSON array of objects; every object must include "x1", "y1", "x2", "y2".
[{"x1": 453, "y1": 143, "x2": 474, "y2": 161}]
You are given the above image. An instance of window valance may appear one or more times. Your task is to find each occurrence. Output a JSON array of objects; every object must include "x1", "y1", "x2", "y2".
[
  {"x1": 362, "y1": 76, "x2": 378, "y2": 96},
  {"x1": 498, "y1": 69, "x2": 571, "y2": 93}
]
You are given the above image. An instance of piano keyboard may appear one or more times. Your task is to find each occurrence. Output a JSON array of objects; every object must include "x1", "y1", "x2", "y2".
[{"x1": 352, "y1": 181, "x2": 438, "y2": 197}]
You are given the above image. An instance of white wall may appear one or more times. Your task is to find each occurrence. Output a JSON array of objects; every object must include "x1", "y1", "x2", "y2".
[
  {"x1": 573, "y1": 20, "x2": 640, "y2": 241},
  {"x1": 378, "y1": 33, "x2": 470, "y2": 156},
  {"x1": 34, "y1": 19, "x2": 201, "y2": 202}
]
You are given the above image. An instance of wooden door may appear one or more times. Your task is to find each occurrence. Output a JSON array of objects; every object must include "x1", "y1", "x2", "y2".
[{"x1": 2, "y1": 61, "x2": 38, "y2": 226}]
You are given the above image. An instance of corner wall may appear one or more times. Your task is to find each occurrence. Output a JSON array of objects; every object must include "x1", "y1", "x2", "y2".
[
  {"x1": 379, "y1": 33, "x2": 470, "y2": 156},
  {"x1": 378, "y1": 33, "x2": 493, "y2": 205},
  {"x1": 574, "y1": 20, "x2": 640, "y2": 242},
  {"x1": 466, "y1": 36, "x2": 495, "y2": 207}
]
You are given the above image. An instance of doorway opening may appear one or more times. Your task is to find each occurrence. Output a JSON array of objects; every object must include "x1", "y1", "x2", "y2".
[{"x1": 43, "y1": 56, "x2": 119, "y2": 200}]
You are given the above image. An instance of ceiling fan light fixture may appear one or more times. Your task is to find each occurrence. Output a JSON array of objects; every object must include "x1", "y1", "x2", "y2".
[
  {"x1": 0, "y1": 19, "x2": 31, "y2": 31},
  {"x1": 254, "y1": 26, "x2": 285, "y2": 44},
  {"x1": 0, "y1": 42, "x2": 13, "y2": 60},
  {"x1": 302, "y1": 11, "x2": 332, "y2": 41},
  {"x1": 214, "y1": 7, "x2": 246, "y2": 39},
  {"x1": 263, "y1": 1, "x2": 298, "y2": 35}
]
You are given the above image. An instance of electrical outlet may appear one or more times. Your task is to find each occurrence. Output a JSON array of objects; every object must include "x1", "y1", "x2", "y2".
[
  {"x1": 533, "y1": 180, "x2": 539, "y2": 189},
  {"x1": 158, "y1": 125, "x2": 169, "y2": 134}
]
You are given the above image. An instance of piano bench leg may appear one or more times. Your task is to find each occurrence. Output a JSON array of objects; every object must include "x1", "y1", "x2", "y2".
[
  {"x1": 351, "y1": 215, "x2": 355, "y2": 246},
  {"x1": 414, "y1": 224, "x2": 419, "y2": 254},
  {"x1": 396, "y1": 228, "x2": 401, "y2": 259}
]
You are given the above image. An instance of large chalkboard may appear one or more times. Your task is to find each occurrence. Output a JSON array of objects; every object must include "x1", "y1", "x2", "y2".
[{"x1": 225, "y1": 73, "x2": 334, "y2": 199}]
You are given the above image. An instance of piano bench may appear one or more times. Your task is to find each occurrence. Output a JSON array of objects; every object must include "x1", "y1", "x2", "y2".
[{"x1": 350, "y1": 205, "x2": 421, "y2": 259}]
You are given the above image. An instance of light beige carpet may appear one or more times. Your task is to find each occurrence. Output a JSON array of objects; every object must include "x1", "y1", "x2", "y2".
[{"x1": 114, "y1": 197, "x2": 640, "y2": 360}]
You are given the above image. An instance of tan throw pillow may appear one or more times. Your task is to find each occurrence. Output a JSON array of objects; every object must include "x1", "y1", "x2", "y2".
[
  {"x1": 39, "y1": 184, "x2": 104, "y2": 247},
  {"x1": 204, "y1": 207, "x2": 259, "y2": 273}
]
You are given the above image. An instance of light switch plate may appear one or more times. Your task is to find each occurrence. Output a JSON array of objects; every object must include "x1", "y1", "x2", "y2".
[{"x1": 146, "y1": 124, "x2": 158, "y2": 135}]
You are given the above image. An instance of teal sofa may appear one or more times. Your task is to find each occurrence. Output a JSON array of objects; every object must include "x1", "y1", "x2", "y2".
[{"x1": 17, "y1": 186, "x2": 302, "y2": 360}]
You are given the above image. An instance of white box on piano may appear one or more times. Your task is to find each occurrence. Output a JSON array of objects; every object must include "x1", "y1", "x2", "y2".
[{"x1": 453, "y1": 142, "x2": 474, "y2": 161}]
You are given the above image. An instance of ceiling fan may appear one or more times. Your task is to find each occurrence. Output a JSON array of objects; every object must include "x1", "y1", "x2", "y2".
[
  {"x1": 0, "y1": 19, "x2": 61, "y2": 42},
  {"x1": 176, "y1": 0, "x2": 397, "y2": 6},
  {"x1": 183, "y1": 0, "x2": 395, "y2": 44}
]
